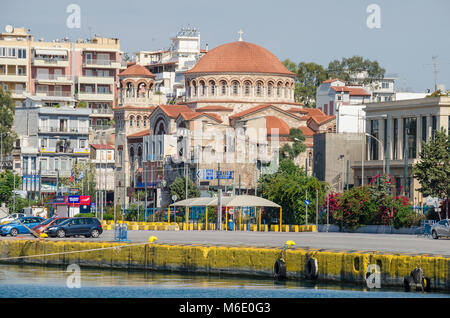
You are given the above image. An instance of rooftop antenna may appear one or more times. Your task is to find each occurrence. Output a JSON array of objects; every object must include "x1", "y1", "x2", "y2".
[{"x1": 431, "y1": 56, "x2": 439, "y2": 92}]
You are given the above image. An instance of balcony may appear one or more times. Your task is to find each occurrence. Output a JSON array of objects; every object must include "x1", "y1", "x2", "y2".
[
  {"x1": 40, "y1": 169, "x2": 72, "y2": 178},
  {"x1": 35, "y1": 90, "x2": 72, "y2": 98},
  {"x1": 0, "y1": 57, "x2": 28, "y2": 65},
  {"x1": 90, "y1": 125, "x2": 113, "y2": 131},
  {"x1": 10, "y1": 89, "x2": 26, "y2": 98},
  {"x1": 32, "y1": 57, "x2": 69, "y2": 67},
  {"x1": 77, "y1": 75, "x2": 115, "y2": 85},
  {"x1": 38, "y1": 126, "x2": 89, "y2": 134},
  {"x1": 35, "y1": 74, "x2": 73, "y2": 84},
  {"x1": 76, "y1": 91, "x2": 114, "y2": 101},
  {"x1": 0, "y1": 73, "x2": 28, "y2": 82},
  {"x1": 83, "y1": 59, "x2": 123, "y2": 69}
]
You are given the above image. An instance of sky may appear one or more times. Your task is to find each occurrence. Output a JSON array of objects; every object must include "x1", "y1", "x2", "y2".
[{"x1": 2, "y1": 0, "x2": 450, "y2": 92}]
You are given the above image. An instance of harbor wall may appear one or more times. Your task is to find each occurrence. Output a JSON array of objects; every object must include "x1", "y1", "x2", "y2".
[{"x1": 0, "y1": 240, "x2": 448, "y2": 291}]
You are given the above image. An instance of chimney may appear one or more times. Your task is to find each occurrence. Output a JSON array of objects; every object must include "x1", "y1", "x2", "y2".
[{"x1": 205, "y1": 43, "x2": 208, "y2": 52}]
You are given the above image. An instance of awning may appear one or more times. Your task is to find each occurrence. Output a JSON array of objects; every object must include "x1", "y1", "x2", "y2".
[
  {"x1": 35, "y1": 49, "x2": 68, "y2": 56},
  {"x1": 169, "y1": 195, "x2": 280, "y2": 208}
]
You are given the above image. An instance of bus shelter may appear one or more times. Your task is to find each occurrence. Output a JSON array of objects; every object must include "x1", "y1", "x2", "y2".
[{"x1": 169, "y1": 195, "x2": 281, "y2": 231}]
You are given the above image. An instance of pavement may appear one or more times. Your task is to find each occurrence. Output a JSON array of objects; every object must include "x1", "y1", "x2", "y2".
[{"x1": 4, "y1": 230, "x2": 450, "y2": 257}]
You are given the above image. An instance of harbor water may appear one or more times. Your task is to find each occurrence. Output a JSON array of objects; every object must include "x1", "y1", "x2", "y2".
[{"x1": 0, "y1": 264, "x2": 448, "y2": 298}]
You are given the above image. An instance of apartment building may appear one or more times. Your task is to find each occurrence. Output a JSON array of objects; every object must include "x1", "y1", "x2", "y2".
[
  {"x1": 135, "y1": 26, "x2": 207, "y2": 102},
  {"x1": 13, "y1": 95, "x2": 91, "y2": 198},
  {"x1": 0, "y1": 25, "x2": 124, "y2": 130}
]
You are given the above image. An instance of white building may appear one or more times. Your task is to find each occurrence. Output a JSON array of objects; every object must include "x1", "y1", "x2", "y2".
[
  {"x1": 135, "y1": 27, "x2": 207, "y2": 102},
  {"x1": 316, "y1": 79, "x2": 370, "y2": 133}
]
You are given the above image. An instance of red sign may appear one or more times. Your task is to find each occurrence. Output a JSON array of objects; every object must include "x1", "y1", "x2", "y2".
[{"x1": 80, "y1": 196, "x2": 91, "y2": 205}]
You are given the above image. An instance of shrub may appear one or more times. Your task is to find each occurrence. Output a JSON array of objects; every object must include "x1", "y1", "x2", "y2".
[{"x1": 74, "y1": 213, "x2": 95, "y2": 218}]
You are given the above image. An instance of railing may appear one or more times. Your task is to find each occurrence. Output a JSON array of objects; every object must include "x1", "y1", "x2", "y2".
[
  {"x1": 36, "y1": 90, "x2": 72, "y2": 97},
  {"x1": 90, "y1": 125, "x2": 112, "y2": 131},
  {"x1": 38, "y1": 126, "x2": 89, "y2": 134},
  {"x1": 35, "y1": 74, "x2": 73, "y2": 81},
  {"x1": 83, "y1": 59, "x2": 121, "y2": 66},
  {"x1": 33, "y1": 57, "x2": 69, "y2": 63},
  {"x1": 91, "y1": 108, "x2": 112, "y2": 114}
]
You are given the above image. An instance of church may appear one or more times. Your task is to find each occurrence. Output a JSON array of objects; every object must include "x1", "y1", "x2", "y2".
[{"x1": 113, "y1": 34, "x2": 336, "y2": 208}]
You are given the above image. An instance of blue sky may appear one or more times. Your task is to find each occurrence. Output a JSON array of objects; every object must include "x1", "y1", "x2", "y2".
[{"x1": 2, "y1": 0, "x2": 450, "y2": 92}]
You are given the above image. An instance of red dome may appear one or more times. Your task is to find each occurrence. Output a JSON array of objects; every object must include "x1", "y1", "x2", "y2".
[{"x1": 186, "y1": 41, "x2": 295, "y2": 76}]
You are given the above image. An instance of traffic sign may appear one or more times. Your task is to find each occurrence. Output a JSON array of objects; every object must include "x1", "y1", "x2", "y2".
[
  {"x1": 305, "y1": 199, "x2": 310, "y2": 206},
  {"x1": 216, "y1": 170, "x2": 233, "y2": 180}
]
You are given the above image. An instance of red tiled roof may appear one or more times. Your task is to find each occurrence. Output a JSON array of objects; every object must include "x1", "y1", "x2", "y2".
[
  {"x1": 90, "y1": 144, "x2": 114, "y2": 150},
  {"x1": 266, "y1": 116, "x2": 290, "y2": 136},
  {"x1": 308, "y1": 115, "x2": 336, "y2": 125},
  {"x1": 185, "y1": 41, "x2": 295, "y2": 76},
  {"x1": 158, "y1": 105, "x2": 194, "y2": 118},
  {"x1": 119, "y1": 64, "x2": 155, "y2": 77},
  {"x1": 179, "y1": 112, "x2": 223, "y2": 123},
  {"x1": 195, "y1": 106, "x2": 233, "y2": 112},
  {"x1": 331, "y1": 86, "x2": 371, "y2": 96},
  {"x1": 229, "y1": 104, "x2": 272, "y2": 120},
  {"x1": 322, "y1": 78, "x2": 345, "y2": 84},
  {"x1": 127, "y1": 129, "x2": 150, "y2": 138},
  {"x1": 298, "y1": 126, "x2": 315, "y2": 137}
]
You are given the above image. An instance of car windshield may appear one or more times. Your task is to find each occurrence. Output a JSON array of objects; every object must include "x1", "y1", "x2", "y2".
[
  {"x1": 58, "y1": 219, "x2": 71, "y2": 226},
  {"x1": 40, "y1": 218, "x2": 55, "y2": 225}
]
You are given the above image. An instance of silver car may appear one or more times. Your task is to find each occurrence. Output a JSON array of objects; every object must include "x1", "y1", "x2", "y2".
[{"x1": 431, "y1": 219, "x2": 450, "y2": 239}]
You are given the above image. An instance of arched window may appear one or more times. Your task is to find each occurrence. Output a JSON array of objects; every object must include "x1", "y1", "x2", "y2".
[
  {"x1": 244, "y1": 81, "x2": 251, "y2": 96},
  {"x1": 129, "y1": 146, "x2": 135, "y2": 163},
  {"x1": 267, "y1": 82, "x2": 273, "y2": 97},
  {"x1": 136, "y1": 116, "x2": 141, "y2": 128},
  {"x1": 277, "y1": 82, "x2": 282, "y2": 97},
  {"x1": 232, "y1": 81, "x2": 239, "y2": 96},
  {"x1": 256, "y1": 81, "x2": 263, "y2": 97},
  {"x1": 129, "y1": 115, "x2": 134, "y2": 128},
  {"x1": 143, "y1": 117, "x2": 147, "y2": 127},
  {"x1": 220, "y1": 80, "x2": 227, "y2": 95},
  {"x1": 200, "y1": 80, "x2": 206, "y2": 96},
  {"x1": 193, "y1": 81, "x2": 197, "y2": 96},
  {"x1": 209, "y1": 80, "x2": 216, "y2": 96}
]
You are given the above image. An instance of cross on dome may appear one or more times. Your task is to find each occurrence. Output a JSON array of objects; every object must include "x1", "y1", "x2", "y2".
[{"x1": 238, "y1": 29, "x2": 244, "y2": 41}]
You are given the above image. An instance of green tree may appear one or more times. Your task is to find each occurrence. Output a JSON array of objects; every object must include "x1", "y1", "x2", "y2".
[
  {"x1": 279, "y1": 128, "x2": 306, "y2": 161},
  {"x1": 295, "y1": 62, "x2": 328, "y2": 107},
  {"x1": 169, "y1": 177, "x2": 201, "y2": 201},
  {"x1": 258, "y1": 160, "x2": 328, "y2": 225},
  {"x1": 413, "y1": 128, "x2": 450, "y2": 200},
  {"x1": 0, "y1": 170, "x2": 25, "y2": 213},
  {"x1": 0, "y1": 87, "x2": 17, "y2": 155},
  {"x1": 327, "y1": 56, "x2": 385, "y2": 85}
]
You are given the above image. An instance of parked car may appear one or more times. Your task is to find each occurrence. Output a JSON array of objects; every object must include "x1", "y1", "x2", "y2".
[
  {"x1": 1, "y1": 216, "x2": 45, "y2": 237},
  {"x1": 1, "y1": 213, "x2": 25, "y2": 224},
  {"x1": 45, "y1": 217, "x2": 103, "y2": 238},
  {"x1": 431, "y1": 219, "x2": 450, "y2": 239},
  {"x1": 32, "y1": 217, "x2": 69, "y2": 235}
]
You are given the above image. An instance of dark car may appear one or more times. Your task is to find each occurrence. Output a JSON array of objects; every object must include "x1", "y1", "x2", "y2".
[
  {"x1": 45, "y1": 217, "x2": 103, "y2": 238},
  {"x1": 32, "y1": 217, "x2": 69, "y2": 235}
]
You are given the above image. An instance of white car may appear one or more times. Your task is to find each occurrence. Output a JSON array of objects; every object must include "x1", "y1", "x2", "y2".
[
  {"x1": 0, "y1": 213, "x2": 25, "y2": 224},
  {"x1": 431, "y1": 219, "x2": 450, "y2": 239}
]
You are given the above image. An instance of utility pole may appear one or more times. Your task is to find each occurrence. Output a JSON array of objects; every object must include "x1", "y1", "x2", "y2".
[
  {"x1": 315, "y1": 189, "x2": 318, "y2": 228},
  {"x1": 305, "y1": 189, "x2": 308, "y2": 226}
]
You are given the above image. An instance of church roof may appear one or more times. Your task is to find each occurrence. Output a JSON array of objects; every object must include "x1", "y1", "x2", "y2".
[
  {"x1": 185, "y1": 41, "x2": 295, "y2": 76},
  {"x1": 119, "y1": 64, "x2": 155, "y2": 77},
  {"x1": 157, "y1": 105, "x2": 194, "y2": 118},
  {"x1": 266, "y1": 116, "x2": 290, "y2": 136}
]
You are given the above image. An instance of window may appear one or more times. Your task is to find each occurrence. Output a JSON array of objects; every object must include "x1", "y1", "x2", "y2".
[
  {"x1": 421, "y1": 116, "x2": 427, "y2": 143},
  {"x1": 277, "y1": 83, "x2": 282, "y2": 97},
  {"x1": 431, "y1": 116, "x2": 437, "y2": 139},
  {"x1": 393, "y1": 118, "x2": 398, "y2": 159},
  {"x1": 209, "y1": 81, "x2": 216, "y2": 95},
  {"x1": 129, "y1": 116, "x2": 134, "y2": 128},
  {"x1": 370, "y1": 120, "x2": 379, "y2": 160},
  {"x1": 403, "y1": 117, "x2": 417, "y2": 159},
  {"x1": 267, "y1": 82, "x2": 273, "y2": 97},
  {"x1": 79, "y1": 139, "x2": 86, "y2": 148},
  {"x1": 232, "y1": 81, "x2": 239, "y2": 95},
  {"x1": 221, "y1": 81, "x2": 227, "y2": 95},
  {"x1": 244, "y1": 81, "x2": 251, "y2": 96},
  {"x1": 136, "y1": 116, "x2": 141, "y2": 128},
  {"x1": 256, "y1": 81, "x2": 262, "y2": 96},
  {"x1": 382, "y1": 82, "x2": 389, "y2": 89},
  {"x1": 200, "y1": 81, "x2": 206, "y2": 96}
]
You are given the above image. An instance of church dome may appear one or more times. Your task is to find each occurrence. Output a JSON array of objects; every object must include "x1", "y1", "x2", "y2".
[{"x1": 186, "y1": 41, "x2": 295, "y2": 76}]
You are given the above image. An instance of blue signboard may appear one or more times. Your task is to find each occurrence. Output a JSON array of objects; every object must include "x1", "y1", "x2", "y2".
[
  {"x1": 216, "y1": 171, "x2": 233, "y2": 180},
  {"x1": 305, "y1": 199, "x2": 310, "y2": 206},
  {"x1": 205, "y1": 169, "x2": 214, "y2": 180},
  {"x1": 55, "y1": 196, "x2": 66, "y2": 204},
  {"x1": 68, "y1": 195, "x2": 80, "y2": 204}
]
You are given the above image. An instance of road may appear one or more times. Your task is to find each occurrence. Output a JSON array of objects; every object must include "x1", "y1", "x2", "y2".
[{"x1": 5, "y1": 230, "x2": 450, "y2": 257}]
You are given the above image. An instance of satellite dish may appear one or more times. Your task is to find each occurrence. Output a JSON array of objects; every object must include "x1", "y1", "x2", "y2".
[{"x1": 5, "y1": 25, "x2": 13, "y2": 33}]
